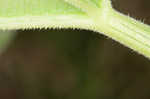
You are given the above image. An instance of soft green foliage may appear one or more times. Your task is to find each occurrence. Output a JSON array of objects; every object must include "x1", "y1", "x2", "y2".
[
  {"x1": 0, "y1": 0, "x2": 150, "y2": 59},
  {"x1": 0, "y1": 31, "x2": 16, "y2": 53}
]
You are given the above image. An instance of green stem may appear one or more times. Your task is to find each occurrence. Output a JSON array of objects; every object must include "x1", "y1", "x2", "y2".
[
  {"x1": 66, "y1": 0, "x2": 150, "y2": 58},
  {"x1": 1, "y1": 0, "x2": 150, "y2": 58},
  {"x1": 95, "y1": 9, "x2": 150, "y2": 58}
]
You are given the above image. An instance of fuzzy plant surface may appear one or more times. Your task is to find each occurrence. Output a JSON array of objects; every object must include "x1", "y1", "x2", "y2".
[{"x1": 0, "y1": 0, "x2": 150, "y2": 59}]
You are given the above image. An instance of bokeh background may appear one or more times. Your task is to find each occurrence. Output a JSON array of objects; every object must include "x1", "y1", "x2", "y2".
[{"x1": 0, "y1": 0, "x2": 150, "y2": 99}]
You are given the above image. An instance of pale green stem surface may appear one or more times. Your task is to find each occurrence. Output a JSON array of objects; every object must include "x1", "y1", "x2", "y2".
[
  {"x1": 0, "y1": 0, "x2": 150, "y2": 59},
  {"x1": 64, "y1": 0, "x2": 150, "y2": 59},
  {"x1": 95, "y1": 9, "x2": 150, "y2": 58}
]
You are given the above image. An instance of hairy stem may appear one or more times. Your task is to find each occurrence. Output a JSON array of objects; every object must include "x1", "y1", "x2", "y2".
[
  {"x1": 1, "y1": 0, "x2": 150, "y2": 59},
  {"x1": 66, "y1": 0, "x2": 150, "y2": 59},
  {"x1": 94, "y1": 9, "x2": 150, "y2": 58}
]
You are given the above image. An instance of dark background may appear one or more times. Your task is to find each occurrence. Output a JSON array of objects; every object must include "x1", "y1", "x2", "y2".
[{"x1": 0, "y1": 0, "x2": 150, "y2": 99}]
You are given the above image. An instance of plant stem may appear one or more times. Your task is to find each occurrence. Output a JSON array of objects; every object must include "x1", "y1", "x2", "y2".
[
  {"x1": 66, "y1": 0, "x2": 150, "y2": 58},
  {"x1": 94, "y1": 9, "x2": 150, "y2": 59}
]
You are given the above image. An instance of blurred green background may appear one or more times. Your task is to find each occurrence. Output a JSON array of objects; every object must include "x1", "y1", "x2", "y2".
[{"x1": 0, "y1": 0, "x2": 150, "y2": 99}]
